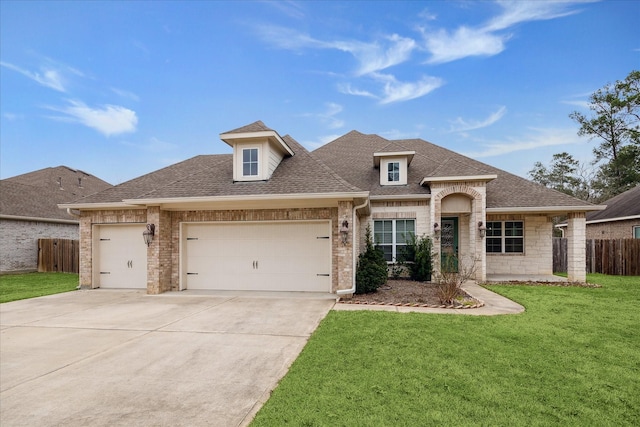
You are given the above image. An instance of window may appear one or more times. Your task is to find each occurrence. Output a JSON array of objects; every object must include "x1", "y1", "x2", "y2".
[
  {"x1": 242, "y1": 148, "x2": 258, "y2": 176},
  {"x1": 387, "y1": 162, "x2": 400, "y2": 182},
  {"x1": 374, "y1": 219, "x2": 415, "y2": 262},
  {"x1": 486, "y1": 221, "x2": 524, "y2": 253},
  {"x1": 634, "y1": 226, "x2": 640, "y2": 239}
]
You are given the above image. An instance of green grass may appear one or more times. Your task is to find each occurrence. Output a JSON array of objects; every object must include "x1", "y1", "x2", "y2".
[
  {"x1": 251, "y1": 274, "x2": 640, "y2": 426},
  {"x1": 0, "y1": 272, "x2": 78, "y2": 303}
]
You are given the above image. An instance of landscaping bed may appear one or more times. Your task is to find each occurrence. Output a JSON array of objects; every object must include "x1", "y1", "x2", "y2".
[{"x1": 340, "y1": 279, "x2": 483, "y2": 308}]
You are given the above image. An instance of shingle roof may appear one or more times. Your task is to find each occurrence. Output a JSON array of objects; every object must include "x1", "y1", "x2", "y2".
[
  {"x1": 0, "y1": 166, "x2": 112, "y2": 220},
  {"x1": 64, "y1": 124, "x2": 598, "y2": 210},
  {"x1": 71, "y1": 134, "x2": 362, "y2": 204},
  {"x1": 586, "y1": 185, "x2": 640, "y2": 221},
  {"x1": 222, "y1": 120, "x2": 274, "y2": 134},
  {"x1": 313, "y1": 131, "x2": 595, "y2": 209}
]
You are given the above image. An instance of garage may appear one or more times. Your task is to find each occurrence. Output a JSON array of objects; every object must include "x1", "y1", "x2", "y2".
[
  {"x1": 94, "y1": 224, "x2": 148, "y2": 289},
  {"x1": 182, "y1": 221, "x2": 332, "y2": 292}
]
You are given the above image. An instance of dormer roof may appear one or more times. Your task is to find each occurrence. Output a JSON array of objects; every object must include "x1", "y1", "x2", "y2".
[{"x1": 220, "y1": 120, "x2": 294, "y2": 157}]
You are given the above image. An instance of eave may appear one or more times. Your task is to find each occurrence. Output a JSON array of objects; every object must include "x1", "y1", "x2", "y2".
[
  {"x1": 0, "y1": 214, "x2": 79, "y2": 225},
  {"x1": 373, "y1": 151, "x2": 415, "y2": 168},
  {"x1": 420, "y1": 174, "x2": 498, "y2": 185},
  {"x1": 487, "y1": 205, "x2": 607, "y2": 215},
  {"x1": 219, "y1": 130, "x2": 294, "y2": 157}
]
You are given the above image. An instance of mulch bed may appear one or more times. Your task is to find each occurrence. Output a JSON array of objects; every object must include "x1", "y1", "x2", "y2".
[{"x1": 338, "y1": 279, "x2": 484, "y2": 309}]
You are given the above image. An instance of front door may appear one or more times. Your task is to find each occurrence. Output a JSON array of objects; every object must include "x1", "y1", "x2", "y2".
[{"x1": 440, "y1": 217, "x2": 458, "y2": 272}]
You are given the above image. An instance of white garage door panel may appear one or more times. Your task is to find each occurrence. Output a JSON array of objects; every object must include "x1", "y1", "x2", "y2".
[
  {"x1": 184, "y1": 221, "x2": 331, "y2": 292},
  {"x1": 96, "y1": 225, "x2": 147, "y2": 289}
]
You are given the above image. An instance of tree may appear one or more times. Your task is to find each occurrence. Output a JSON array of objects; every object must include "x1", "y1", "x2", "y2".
[
  {"x1": 569, "y1": 70, "x2": 640, "y2": 197},
  {"x1": 528, "y1": 152, "x2": 595, "y2": 201},
  {"x1": 355, "y1": 225, "x2": 388, "y2": 294}
]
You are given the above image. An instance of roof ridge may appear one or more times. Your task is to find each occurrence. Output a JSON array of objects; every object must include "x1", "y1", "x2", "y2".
[{"x1": 283, "y1": 135, "x2": 363, "y2": 192}]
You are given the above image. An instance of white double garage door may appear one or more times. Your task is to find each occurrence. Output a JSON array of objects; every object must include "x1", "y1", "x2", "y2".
[{"x1": 95, "y1": 221, "x2": 332, "y2": 292}]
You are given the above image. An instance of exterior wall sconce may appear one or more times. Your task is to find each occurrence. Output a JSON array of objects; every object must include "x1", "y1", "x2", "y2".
[
  {"x1": 339, "y1": 220, "x2": 349, "y2": 245},
  {"x1": 143, "y1": 223, "x2": 155, "y2": 246},
  {"x1": 478, "y1": 221, "x2": 487, "y2": 238},
  {"x1": 433, "y1": 222, "x2": 441, "y2": 240}
]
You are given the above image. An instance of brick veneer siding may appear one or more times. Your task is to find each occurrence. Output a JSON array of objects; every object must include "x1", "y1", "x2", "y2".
[
  {"x1": 431, "y1": 182, "x2": 487, "y2": 281},
  {"x1": 486, "y1": 214, "x2": 553, "y2": 276},
  {"x1": 0, "y1": 219, "x2": 78, "y2": 273},
  {"x1": 586, "y1": 219, "x2": 640, "y2": 240}
]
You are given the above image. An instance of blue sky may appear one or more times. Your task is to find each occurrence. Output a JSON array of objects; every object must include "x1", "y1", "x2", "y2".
[{"x1": 1, "y1": 1, "x2": 638, "y2": 185}]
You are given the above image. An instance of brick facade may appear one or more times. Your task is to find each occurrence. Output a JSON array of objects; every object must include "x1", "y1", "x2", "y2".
[
  {"x1": 0, "y1": 219, "x2": 78, "y2": 273},
  {"x1": 586, "y1": 219, "x2": 640, "y2": 240},
  {"x1": 79, "y1": 206, "x2": 355, "y2": 294},
  {"x1": 486, "y1": 214, "x2": 553, "y2": 276}
]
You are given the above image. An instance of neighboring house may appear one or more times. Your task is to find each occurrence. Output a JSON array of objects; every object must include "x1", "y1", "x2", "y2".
[
  {"x1": 0, "y1": 166, "x2": 112, "y2": 273},
  {"x1": 582, "y1": 186, "x2": 639, "y2": 239},
  {"x1": 60, "y1": 121, "x2": 603, "y2": 295}
]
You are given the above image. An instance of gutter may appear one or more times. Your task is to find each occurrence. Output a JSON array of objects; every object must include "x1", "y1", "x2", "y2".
[
  {"x1": 487, "y1": 205, "x2": 607, "y2": 214},
  {"x1": 66, "y1": 208, "x2": 81, "y2": 218},
  {"x1": 0, "y1": 214, "x2": 79, "y2": 225},
  {"x1": 336, "y1": 198, "x2": 370, "y2": 297}
]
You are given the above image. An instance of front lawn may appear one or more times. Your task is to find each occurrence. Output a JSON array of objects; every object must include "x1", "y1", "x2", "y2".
[
  {"x1": 0, "y1": 272, "x2": 78, "y2": 303},
  {"x1": 251, "y1": 274, "x2": 640, "y2": 426}
]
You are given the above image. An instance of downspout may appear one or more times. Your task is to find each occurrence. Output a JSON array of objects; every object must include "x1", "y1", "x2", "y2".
[
  {"x1": 336, "y1": 198, "x2": 369, "y2": 296},
  {"x1": 66, "y1": 208, "x2": 81, "y2": 218}
]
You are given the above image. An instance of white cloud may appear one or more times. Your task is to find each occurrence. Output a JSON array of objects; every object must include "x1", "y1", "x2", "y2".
[
  {"x1": 46, "y1": 99, "x2": 138, "y2": 136},
  {"x1": 1, "y1": 61, "x2": 66, "y2": 92},
  {"x1": 461, "y1": 127, "x2": 584, "y2": 158},
  {"x1": 424, "y1": 26, "x2": 508, "y2": 64},
  {"x1": 301, "y1": 102, "x2": 345, "y2": 129},
  {"x1": 343, "y1": 34, "x2": 416, "y2": 76},
  {"x1": 337, "y1": 83, "x2": 377, "y2": 99},
  {"x1": 449, "y1": 106, "x2": 507, "y2": 132},
  {"x1": 373, "y1": 73, "x2": 444, "y2": 104},
  {"x1": 257, "y1": 26, "x2": 415, "y2": 76},
  {"x1": 422, "y1": 0, "x2": 591, "y2": 64},
  {"x1": 486, "y1": 0, "x2": 587, "y2": 32}
]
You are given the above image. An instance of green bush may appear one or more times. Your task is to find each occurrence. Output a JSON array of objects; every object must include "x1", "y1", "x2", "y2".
[
  {"x1": 402, "y1": 234, "x2": 433, "y2": 282},
  {"x1": 355, "y1": 226, "x2": 388, "y2": 294}
]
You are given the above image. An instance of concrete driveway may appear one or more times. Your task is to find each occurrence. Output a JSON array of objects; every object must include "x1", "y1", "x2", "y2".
[{"x1": 0, "y1": 289, "x2": 335, "y2": 427}]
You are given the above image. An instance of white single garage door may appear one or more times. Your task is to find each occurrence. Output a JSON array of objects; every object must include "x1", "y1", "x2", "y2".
[
  {"x1": 94, "y1": 224, "x2": 147, "y2": 289},
  {"x1": 183, "y1": 221, "x2": 331, "y2": 292}
]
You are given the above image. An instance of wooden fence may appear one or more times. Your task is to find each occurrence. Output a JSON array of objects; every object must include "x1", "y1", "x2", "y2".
[
  {"x1": 553, "y1": 238, "x2": 640, "y2": 276},
  {"x1": 38, "y1": 239, "x2": 79, "y2": 273}
]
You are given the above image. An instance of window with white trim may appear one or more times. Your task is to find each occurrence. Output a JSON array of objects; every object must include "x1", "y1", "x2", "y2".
[
  {"x1": 374, "y1": 219, "x2": 415, "y2": 262},
  {"x1": 634, "y1": 226, "x2": 640, "y2": 239},
  {"x1": 242, "y1": 148, "x2": 259, "y2": 176},
  {"x1": 387, "y1": 162, "x2": 400, "y2": 182},
  {"x1": 486, "y1": 221, "x2": 524, "y2": 253}
]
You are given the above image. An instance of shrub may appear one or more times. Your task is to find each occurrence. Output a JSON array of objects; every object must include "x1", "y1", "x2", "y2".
[
  {"x1": 401, "y1": 234, "x2": 433, "y2": 282},
  {"x1": 355, "y1": 226, "x2": 388, "y2": 294},
  {"x1": 436, "y1": 255, "x2": 477, "y2": 304}
]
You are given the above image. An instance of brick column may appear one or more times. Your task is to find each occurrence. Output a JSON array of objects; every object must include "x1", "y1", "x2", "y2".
[
  {"x1": 336, "y1": 201, "x2": 354, "y2": 293},
  {"x1": 146, "y1": 206, "x2": 172, "y2": 294},
  {"x1": 566, "y1": 212, "x2": 586, "y2": 282},
  {"x1": 79, "y1": 214, "x2": 94, "y2": 289}
]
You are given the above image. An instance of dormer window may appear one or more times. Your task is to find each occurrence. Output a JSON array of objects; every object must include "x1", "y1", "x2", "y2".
[
  {"x1": 374, "y1": 150, "x2": 415, "y2": 186},
  {"x1": 243, "y1": 148, "x2": 259, "y2": 177},
  {"x1": 387, "y1": 162, "x2": 400, "y2": 182},
  {"x1": 220, "y1": 121, "x2": 294, "y2": 182}
]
